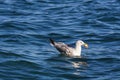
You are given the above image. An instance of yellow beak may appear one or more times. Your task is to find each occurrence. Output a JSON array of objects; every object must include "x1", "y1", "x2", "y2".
[{"x1": 84, "y1": 43, "x2": 88, "y2": 48}]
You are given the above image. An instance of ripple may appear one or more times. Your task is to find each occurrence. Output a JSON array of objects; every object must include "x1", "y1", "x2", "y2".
[
  {"x1": 98, "y1": 16, "x2": 120, "y2": 22},
  {"x1": 0, "y1": 34, "x2": 30, "y2": 45},
  {"x1": 0, "y1": 60, "x2": 40, "y2": 69},
  {"x1": 0, "y1": 21, "x2": 26, "y2": 30},
  {"x1": 0, "y1": 50, "x2": 22, "y2": 58},
  {"x1": 0, "y1": 0, "x2": 119, "y2": 79}
]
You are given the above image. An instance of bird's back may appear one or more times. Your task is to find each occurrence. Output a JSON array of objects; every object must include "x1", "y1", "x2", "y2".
[{"x1": 50, "y1": 39, "x2": 76, "y2": 56}]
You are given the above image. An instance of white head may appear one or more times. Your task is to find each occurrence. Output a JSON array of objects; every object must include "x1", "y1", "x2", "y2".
[
  {"x1": 74, "y1": 40, "x2": 88, "y2": 56},
  {"x1": 76, "y1": 40, "x2": 88, "y2": 48}
]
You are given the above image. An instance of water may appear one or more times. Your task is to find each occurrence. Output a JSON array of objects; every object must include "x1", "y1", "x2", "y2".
[{"x1": 0, "y1": 0, "x2": 120, "y2": 80}]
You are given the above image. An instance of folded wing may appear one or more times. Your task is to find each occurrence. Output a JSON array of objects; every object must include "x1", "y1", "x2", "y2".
[{"x1": 49, "y1": 39, "x2": 74, "y2": 56}]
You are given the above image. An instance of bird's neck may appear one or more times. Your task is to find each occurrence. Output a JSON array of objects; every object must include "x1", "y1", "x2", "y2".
[{"x1": 75, "y1": 44, "x2": 81, "y2": 56}]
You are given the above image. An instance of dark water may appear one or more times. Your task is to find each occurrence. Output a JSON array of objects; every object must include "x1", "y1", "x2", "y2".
[{"x1": 0, "y1": 0, "x2": 120, "y2": 80}]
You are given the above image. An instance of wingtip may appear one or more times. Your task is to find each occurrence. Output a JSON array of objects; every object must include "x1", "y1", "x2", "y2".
[{"x1": 49, "y1": 38, "x2": 55, "y2": 45}]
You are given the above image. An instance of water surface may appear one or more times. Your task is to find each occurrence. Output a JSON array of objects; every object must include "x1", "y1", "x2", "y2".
[{"x1": 0, "y1": 0, "x2": 120, "y2": 80}]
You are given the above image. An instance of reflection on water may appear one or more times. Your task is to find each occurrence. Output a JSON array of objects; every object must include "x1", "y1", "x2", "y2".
[
  {"x1": 71, "y1": 61, "x2": 87, "y2": 68},
  {"x1": 71, "y1": 60, "x2": 88, "y2": 76}
]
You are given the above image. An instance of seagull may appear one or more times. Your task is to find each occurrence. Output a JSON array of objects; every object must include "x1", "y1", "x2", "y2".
[{"x1": 49, "y1": 38, "x2": 88, "y2": 57}]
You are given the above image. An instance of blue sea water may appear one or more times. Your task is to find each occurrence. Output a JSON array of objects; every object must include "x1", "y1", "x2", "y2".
[{"x1": 0, "y1": 0, "x2": 120, "y2": 80}]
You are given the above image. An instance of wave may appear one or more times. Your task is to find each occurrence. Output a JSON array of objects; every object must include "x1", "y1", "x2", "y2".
[
  {"x1": 0, "y1": 50, "x2": 22, "y2": 58},
  {"x1": 0, "y1": 60, "x2": 40, "y2": 69}
]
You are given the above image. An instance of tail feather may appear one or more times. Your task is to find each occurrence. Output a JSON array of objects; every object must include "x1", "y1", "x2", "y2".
[{"x1": 49, "y1": 38, "x2": 55, "y2": 45}]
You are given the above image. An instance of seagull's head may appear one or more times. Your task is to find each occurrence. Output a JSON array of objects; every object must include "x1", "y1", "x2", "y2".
[{"x1": 76, "y1": 40, "x2": 88, "y2": 48}]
